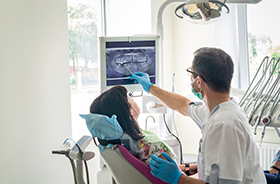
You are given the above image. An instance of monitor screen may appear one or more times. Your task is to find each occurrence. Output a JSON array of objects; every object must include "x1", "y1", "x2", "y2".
[{"x1": 100, "y1": 36, "x2": 159, "y2": 92}]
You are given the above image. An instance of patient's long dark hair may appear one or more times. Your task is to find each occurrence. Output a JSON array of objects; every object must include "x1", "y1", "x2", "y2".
[{"x1": 90, "y1": 86, "x2": 143, "y2": 140}]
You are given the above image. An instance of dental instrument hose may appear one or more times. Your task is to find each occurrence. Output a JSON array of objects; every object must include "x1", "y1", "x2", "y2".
[
  {"x1": 163, "y1": 113, "x2": 183, "y2": 164},
  {"x1": 68, "y1": 154, "x2": 78, "y2": 184},
  {"x1": 249, "y1": 57, "x2": 279, "y2": 132},
  {"x1": 260, "y1": 84, "x2": 280, "y2": 145},
  {"x1": 240, "y1": 56, "x2": 270, "y2": 106},
  {"x1": 253, "y1": 75, "x2": 280, "y2": 135},
  {"x1": 75, "y1": 143, "x2": 90, "y2": 184},
  {"x1": 84, "y1": 160, "x2": 90, "y2": 184}
]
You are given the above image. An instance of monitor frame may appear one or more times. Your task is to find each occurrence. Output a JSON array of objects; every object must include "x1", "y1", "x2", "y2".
[{"x1": 99, "y1": 35, "x2": 160, "y2": 93}]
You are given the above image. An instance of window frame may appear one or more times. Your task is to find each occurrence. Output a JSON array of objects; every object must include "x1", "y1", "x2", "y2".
[
  {"x1": 215, "y1": 4, "x2": 250, "y2": 97},
  {"x1": 236, "y1": 4, "x2": 250, "y2": 90}
]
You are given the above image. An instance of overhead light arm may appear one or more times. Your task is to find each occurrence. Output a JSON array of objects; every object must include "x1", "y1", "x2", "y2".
[{"x1": 156, "y1": 0, "x2": 186, "y2": 40}]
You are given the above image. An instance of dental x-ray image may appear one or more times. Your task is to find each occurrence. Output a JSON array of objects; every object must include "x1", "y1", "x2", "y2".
[{"x1": 106, "y1": 41, "x2": 156, "y2": 86}]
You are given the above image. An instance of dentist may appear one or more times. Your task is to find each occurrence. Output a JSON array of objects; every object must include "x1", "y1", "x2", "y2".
[{"x1": 130, "y1": 47, "x2": 266, "y2": 184}]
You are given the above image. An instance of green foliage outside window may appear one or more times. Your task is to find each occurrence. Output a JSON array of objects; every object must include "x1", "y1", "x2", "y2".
[{"x1": 68, "y1": 4, "x2": 98, "y2": 86}]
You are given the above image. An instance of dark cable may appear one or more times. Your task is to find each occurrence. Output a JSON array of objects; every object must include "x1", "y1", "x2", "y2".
[
  {"x1": 163, "y1": 114, "x2": 184, "y2": 164},
  {"x1": 84, "y1": 160, "x2": 90, "y2": 184},
  {"x1": 93, "y1": 137, "x2": 98, "y2": 147},
  {"x1": 74, "y1": 143, "x2": 83, "y2": 157},
  {"x1": 74, "y1": 143, "x2": 90, "y2": 184},
  {"x1": 66, "y1": 153, "x2": 78, "y2": 184}
]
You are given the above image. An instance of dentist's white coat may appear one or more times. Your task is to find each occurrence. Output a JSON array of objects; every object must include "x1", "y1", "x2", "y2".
[{"x1": 188, "y1": 98, "x2": 266, "y2": 184}]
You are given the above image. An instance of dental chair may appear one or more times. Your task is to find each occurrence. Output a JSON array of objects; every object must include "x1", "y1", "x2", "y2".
[
  {"x1": 80, "y1": 113, "x2": 167, "y2": 183},
  {"x1": 100, "y1": 144, "x2": 167, "y2": 184}
]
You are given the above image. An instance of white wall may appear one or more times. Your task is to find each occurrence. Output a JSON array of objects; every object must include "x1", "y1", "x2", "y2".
[
  {"x1": 1, "y1": 1, "x2": 278, "y2": 183},
  {"x1": 0, "y1": 0, "x2": 73, "y2": 183},
  {"x1": 151, "y1": 0, "x2": 217, "y2": 154},
  {"x1": 172, "y1": 10, "x2": 217, "y2": 155}
]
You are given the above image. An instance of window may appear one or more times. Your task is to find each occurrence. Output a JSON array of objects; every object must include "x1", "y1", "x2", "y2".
[
  {"x1": 67, "y1": 0, "x2": 153, "y2": 139},
  {"x1": 215, "y1": 4, "x2": 250, "y2": 91},
  {"x1": 247, "y1": 0, "x2": 280, "y2": 81},
  {"x1": 104, "y1": 0, "x2": 154, "y2": 130},
  {"x1": 67, "y1": 0, "x2": 102, "y2": 139},
  {"x1": 105, "y1": 0, "x2": 152, "y2": 36},
  {"x1": 216, "y1": 2, "x2": 280, "y2": 92}
]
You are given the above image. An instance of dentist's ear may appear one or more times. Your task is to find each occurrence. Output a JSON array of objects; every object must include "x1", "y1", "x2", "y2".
[{"x1": 196, "y1": 76, "x2": 204, "y2": 88}]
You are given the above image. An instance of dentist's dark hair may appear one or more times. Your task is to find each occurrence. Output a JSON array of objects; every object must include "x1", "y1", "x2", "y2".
[
  {"x1": 192, "y1": 47, "x2": 234, "y2": 93},
  {"x1": 90, "y1": 85, "x2": 143, "y2": 140}
]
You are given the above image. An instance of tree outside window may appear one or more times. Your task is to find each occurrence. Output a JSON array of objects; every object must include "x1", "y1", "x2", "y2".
[
  {"x1": 247, "y1": 1, "x2": 280, "y2": 80},
  {"x1": 68, "y1": 3, "x2": 99, "y2": 88}
]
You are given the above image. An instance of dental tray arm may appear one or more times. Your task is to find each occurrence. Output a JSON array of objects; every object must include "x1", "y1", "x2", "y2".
[{"x1": 240, "y1": 56, "x2": 280, "y2": 142}]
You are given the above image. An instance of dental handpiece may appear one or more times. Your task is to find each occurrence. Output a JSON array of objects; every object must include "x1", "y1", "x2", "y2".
[
  {"x1": 252, "y1": 69, "x2": 280, "y2": 133},
  {"x1": 260, "y1": 120, "x2": 269, "y2": 146},
  {"x1": 254, "y1": 79, "x2": 280, "y2": 134},
  {"x1": 260, "y1": 73, "x2": 280, "y2": 144}
]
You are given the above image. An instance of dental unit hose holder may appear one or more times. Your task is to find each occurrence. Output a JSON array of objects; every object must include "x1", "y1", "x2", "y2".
[{"x1": 52, "y1": 136, "x2": 95, "y2": 184}]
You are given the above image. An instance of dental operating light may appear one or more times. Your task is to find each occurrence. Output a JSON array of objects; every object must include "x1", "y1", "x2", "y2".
[
  {"x1": 157, "y1": 0, "x2": 262, "y2": 39},
  {"x1": 175, "y1": 0, "x2": 230, "y2": 23},
  {"x1": 171, "y1": 0, "x2": 262, "y2": 24}
]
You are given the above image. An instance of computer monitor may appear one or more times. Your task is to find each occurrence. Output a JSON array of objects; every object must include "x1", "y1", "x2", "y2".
[{"x1": 99, "y1": 35, "x2": 159, "y2": 92}]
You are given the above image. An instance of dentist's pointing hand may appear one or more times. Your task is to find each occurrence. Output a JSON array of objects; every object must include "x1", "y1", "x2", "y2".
[{"x1": 129, "y1": 72, "x2": 152, "y2": 93}]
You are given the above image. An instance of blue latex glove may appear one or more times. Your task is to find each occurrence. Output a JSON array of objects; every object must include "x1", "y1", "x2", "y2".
[
  {"x1": 129, "y1": 72, "x2": 152, "y2": 93},
  {"x1": 150, "y1": 152, "x2": 183, "y2": 184}
]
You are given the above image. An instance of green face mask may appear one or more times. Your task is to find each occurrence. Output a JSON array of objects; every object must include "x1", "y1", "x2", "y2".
[{"x1": 191, "y1": 79, "x2": 203, "y2": 100}]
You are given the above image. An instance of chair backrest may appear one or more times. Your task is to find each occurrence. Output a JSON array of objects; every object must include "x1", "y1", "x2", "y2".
[{"x1": 100, "y1": 144, "x2": 167, "y2": 184}]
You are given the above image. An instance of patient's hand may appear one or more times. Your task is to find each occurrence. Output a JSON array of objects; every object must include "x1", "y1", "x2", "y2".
[
  {"x1": 158, "y1": 151, "x2": 171, "y2": 161},
  {"x1": 189, "y1": 164, "x2": 198, "y2": 175},
  {"x1": 179, "y1": 163, "x2": 198, "y2": 175}
]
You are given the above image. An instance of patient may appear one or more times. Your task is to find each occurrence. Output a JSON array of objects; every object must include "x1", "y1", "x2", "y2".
[
  {"x1": 88, "y1": 85, "x2": 175, "y2": 165},
  {"x1": 265, "y1": 147, "x2": 280, "y2": 184}
]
